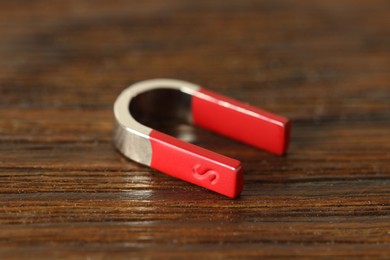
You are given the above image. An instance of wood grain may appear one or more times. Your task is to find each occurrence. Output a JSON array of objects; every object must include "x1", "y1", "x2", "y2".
[{"x1": 0, "y1": 0, "x2": 389, "y2": 258}]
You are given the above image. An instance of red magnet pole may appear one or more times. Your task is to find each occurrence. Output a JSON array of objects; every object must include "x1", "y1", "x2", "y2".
[{"x1": 114, "y1": 79, "x2": 290, "y2": 198}]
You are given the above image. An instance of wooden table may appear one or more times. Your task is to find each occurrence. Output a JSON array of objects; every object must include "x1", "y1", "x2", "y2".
[{"x1": 1, "y1": 0, "x2": 389, "y2": 258}]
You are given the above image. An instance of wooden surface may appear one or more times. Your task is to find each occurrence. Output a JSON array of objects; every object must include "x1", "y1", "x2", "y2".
[{"x1": 0, "y1": 0, "x2": 389, "y2": 258}]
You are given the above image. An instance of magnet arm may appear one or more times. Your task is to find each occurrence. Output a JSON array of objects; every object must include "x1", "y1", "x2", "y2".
[
  {"x1": 192, "y1": 88, "x2": 291, "y2": 155},
  {"x1": 149, "y1": 130, "x2": 243, "y2": 198}
]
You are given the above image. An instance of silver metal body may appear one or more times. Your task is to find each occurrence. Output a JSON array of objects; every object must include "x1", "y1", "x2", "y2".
[{"x1": 113, "y1": 79, "x2": 200, "y2": 166}]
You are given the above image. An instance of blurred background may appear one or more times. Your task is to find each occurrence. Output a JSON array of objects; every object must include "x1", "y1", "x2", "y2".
[{"x1": 1, "y1": 0, "x2": 388, "y2": 118}]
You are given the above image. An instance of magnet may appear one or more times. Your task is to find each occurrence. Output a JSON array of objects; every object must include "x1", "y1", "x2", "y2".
[{"x1": 113, "y1": 79, "x2": 290, "y2": 198}]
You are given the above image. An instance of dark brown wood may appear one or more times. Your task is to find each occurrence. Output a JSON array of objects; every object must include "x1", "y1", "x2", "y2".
[{"x1": 0, "y1": 0, "x2": 389, "y2": 258}]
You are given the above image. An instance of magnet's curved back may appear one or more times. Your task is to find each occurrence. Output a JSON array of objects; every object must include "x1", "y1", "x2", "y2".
[
  {"x1": 114, "y1": 79, "x2": 199, "y2": 166},
  {"x1": 113, "y1": 79, "x2": 291, "y2": 198}
]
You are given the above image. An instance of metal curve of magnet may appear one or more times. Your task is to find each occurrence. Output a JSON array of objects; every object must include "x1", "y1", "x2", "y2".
[{"x1": 113, "y1": 79, "x2": 291, "y2": 198}]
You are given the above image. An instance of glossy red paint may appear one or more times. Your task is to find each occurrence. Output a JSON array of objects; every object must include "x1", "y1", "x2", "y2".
[
  {"x1": 192, "y1": 88, "x2": 291, "y2": 155},
  {"x1": 150, "y1": 130, "x2": 243, "y2": 198},
  {"x1": 148, "y1": 87, "x2": 290, "y2": 198}
]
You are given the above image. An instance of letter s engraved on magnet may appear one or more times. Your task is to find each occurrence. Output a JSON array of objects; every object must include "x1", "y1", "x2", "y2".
[{"x1": 192, "y1": 164, "x2": 219, "y2": 185}]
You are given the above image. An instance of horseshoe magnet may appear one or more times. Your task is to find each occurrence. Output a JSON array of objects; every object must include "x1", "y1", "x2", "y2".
[{"x1": 113, "y1": 79, "x2": 291, "y2": 198}]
